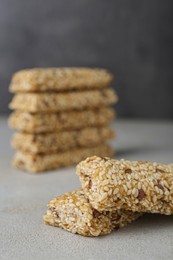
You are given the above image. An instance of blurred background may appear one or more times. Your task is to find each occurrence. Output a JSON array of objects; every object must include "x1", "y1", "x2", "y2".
[{"x1": 0, "y1": 0, "x2": 172, "y2": 118}]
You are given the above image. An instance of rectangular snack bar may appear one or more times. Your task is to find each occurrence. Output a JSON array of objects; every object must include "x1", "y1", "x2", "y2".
[
  {"x1": 9, "y1": 89, "x2": 117, "y2": 112},
  {"x1": 77, "y1": 156, "x2": 173, "y2": 215},
  {"x1": 9, "y1": 68, "x2": 113, "y2": 93},
  {"x1": 9, "y1": 107, "x2": 115, "y2": 134},
  {"x1": 43, "y1": 189, "x2": 141, "y2": 236},
  {"x1": 12, "y1": 125, "x2": 115, "y2": 154},
  {"x1": 13, "y1": 145, "x2": 113, "y2": 173}
]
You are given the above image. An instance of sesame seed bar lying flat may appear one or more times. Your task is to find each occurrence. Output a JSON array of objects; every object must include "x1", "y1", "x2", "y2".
[
  {"x1": 13, "y1": 145, "x2": 113, "y2": 173},
  {"x1": 43, "y1": 189, "x2": 141, "y2": 237},
  {"x1": 9, "y1": 107, "x2": 115, "y2": 134},
  {"x1": 77, "y1": 156, "x2": 173, "y2": 215},
  {"x1": 9, "y1": 89, "x2": 117, "y2": 112},
  {"x1": 9, "y1": 68, "x2": 113, "y2": 93},
  {"x1": 12, "y1": 125, "x2": 115, "y2": 154}
]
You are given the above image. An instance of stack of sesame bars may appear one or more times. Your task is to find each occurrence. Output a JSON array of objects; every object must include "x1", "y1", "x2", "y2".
[{"x1": 8, "y1": 68, "x2": 118, "y2": 173}]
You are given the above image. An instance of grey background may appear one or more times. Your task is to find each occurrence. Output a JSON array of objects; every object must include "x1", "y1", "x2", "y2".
[{"x1": 0, "y1": 0, "x2": 172, "y2": 118}]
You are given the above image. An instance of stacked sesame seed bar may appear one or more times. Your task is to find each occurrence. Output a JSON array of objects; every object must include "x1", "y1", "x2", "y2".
[
  {"x1": 77, "y1": 156, "x2": 173, "y2": 215},
  {"x1": 12, "y1": 126, "x2": 114, "y2": 154},
  {"x1": 43, "y1": 189, "x2": 141, "y2": 236},
  {"x1": 9, "y1": 89, "x2": 117, "y2": 112},
  {"x1": 9, "y1": 68, "x2": 113, "y2": 92},
  {"x1": 9, "y1": 68, "x2": 118, "y2": 173},
  {"x1": 9, "y1": 108, "x2": 115, "y2": 134},
  {"x1": 13, "y1": 145, "x2": 113, "y2": 173}
]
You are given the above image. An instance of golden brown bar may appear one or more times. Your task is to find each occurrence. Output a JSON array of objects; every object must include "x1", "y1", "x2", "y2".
[
  {"x1": 77, "y1": 156, "x2": 173, "y2": 215},
  {"x1": 13, "y1": 145, "x2": 113, "y2": 173},
  {"x1": 43, "y1": 189, "x2": 141, "y2": 236},
  {"x1": 9, "y1": 68, "x2": 113, "y2": 93},
  {"x1": 9, "y1": 89, "x2": 117, "y2": 112},
  {"x1": 8, "y1": 108, "x2": 115, "y2": 134},
  {"x1": 12, "y1": 126, "x2": 114, "y2": 154}
]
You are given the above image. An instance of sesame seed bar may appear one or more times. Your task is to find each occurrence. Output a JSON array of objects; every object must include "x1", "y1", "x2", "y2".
[
  {"x1": 13, "y1": 145, "x2": 113, "y2": 173},
  {"x1": 9, "y1": 68, "x2": 113, "y2": 93},
  {"x1": 12, "y1": 126, "x2": 114, "y2": 154},
  {"x1": 77, "y1": 156, "x2": 173, "y2": 215},
  {"x1": 43, "y1": 189, "x2": 141, "y2": 236},
  {"x1": 9, "y1": 107, "x2": 115, "y2": 134},
  {"x1": 9, "y1": 89, "x2": 117, "y2": 112}
]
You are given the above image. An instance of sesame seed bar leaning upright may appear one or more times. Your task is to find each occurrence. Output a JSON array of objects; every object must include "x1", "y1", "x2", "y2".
[
  {"x1": 77, "y1": 156, "x2": 173, "y2": 215},
  {"x1": 43, "y1": 189, "x2": 141, "y2": 236}
]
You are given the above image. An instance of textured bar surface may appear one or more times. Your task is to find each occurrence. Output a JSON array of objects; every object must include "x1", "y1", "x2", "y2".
[
  {"x1": 9, "y1": 108, "x2": 115, "y2": 134},
  {"x1": 12, "y1": 126, "x2": 114, "y2": 154},
  {"x1": 43, "y1": 189, "x2": 141, "y2": 237},
  {"x1": 77, "y1": 156, "x2": 173, "y2": 215},
  {"x1": 13, "y1": 145, "x2": 113, "y2": 173},
  {"x1": 9, "y1": 89, "x2": 117, "y2": 112},
  {"x1": 9, "y1": 68, "x2": 113, "y2": 93}
]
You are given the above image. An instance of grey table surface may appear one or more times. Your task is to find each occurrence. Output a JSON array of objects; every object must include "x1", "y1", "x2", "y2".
[{"x1": 0, "y1": 117, "x2": 173, "y2": 260}]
